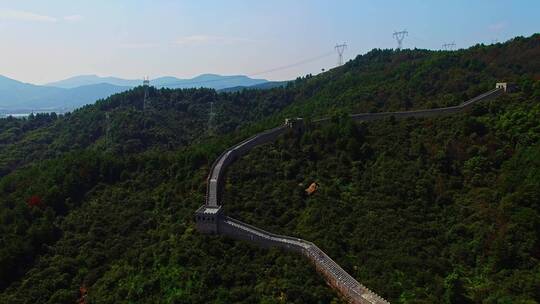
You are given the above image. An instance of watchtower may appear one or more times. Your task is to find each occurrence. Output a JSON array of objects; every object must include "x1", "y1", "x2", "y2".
[
  {"x1": 496, "y1": 82, "x2": 515, "y2": 93},
  {"x1": 285, "y1": 118, "x2": 304, "y2": 132},
  {"x1": 195, "y1": 205, "x2": 223, "y2": 234}
]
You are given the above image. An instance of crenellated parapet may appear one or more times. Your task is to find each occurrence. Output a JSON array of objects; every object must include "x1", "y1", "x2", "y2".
[{"x1": 219, "y1": 216, "x2": 389, "y2": 303}]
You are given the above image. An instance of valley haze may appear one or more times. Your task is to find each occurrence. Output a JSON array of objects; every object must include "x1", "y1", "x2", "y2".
[{"x1": 0, "y1": 74, "x2": 276, "y2": 114}]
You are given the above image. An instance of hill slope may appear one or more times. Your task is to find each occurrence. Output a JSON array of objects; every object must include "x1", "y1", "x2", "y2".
[
  {"x1": 218, "y1": 80, "x2": 289, "y2": 93},
  {"x1": 224, "y1": 97, "x2": 540, "y2": 302},
  {"x1": 0, "y1": 34, "x2": 538, "y2": 303}
]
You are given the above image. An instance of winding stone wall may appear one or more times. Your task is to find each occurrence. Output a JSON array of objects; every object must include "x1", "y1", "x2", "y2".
[
  {"x1": 196, "y1": 86, "x2": 505, "y2": 303},
  {"x1": 220, "y1": 216, "x2": 390, "y2": 303}
]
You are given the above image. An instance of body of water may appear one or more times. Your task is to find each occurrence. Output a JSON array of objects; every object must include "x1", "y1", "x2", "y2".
[{"x1": 0, "y1": 112, "x2": 64, "y2": 119}]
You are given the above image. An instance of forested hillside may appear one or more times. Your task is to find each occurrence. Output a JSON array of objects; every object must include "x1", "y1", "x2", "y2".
[
  {"x1": 0, "y1": 87, "x2": 295, "y2": 176},
  {"x1": 225, "y1": 95, "x2": 540, "y2": 302},
  {"x1": 0, "y1": 35, "x2": 539, "y2": 304}
]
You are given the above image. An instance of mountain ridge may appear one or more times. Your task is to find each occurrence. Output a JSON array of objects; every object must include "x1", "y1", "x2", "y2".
[
  {"x1": 0, "y1": 75, "x2": 131, "y2": 113},
  {"x1": 45, "y1": 75, "x2": 138, "y2": 88},
  {"x1": 45, "y1": 73, "x2": 269, "y2": 90},
  {"x1": 0, "y1": 74, "x2": 271, "y2": 113}
]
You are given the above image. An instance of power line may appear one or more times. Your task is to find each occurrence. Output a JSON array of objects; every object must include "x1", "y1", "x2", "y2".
[
  {"x1": 393, "y1": 30, "x2": 408, "y2": 50},
  {"x1": 248, "y1": 51, "x2": 335, "y2": 77},
  {"x1": 155, "y1": 50, "x2": 335, "y2": 88},
  {"x1": 408, "y1": 33, "x2": 445, "y2": 49}
]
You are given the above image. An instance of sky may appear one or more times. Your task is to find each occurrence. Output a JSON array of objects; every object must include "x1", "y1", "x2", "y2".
[{"x1": 0, "y1": 0, "x2": 538, "y2": 84}]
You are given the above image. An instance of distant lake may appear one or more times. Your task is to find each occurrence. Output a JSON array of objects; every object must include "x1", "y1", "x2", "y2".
[
  {"x1": 0, "y1": 112, "x2": 63, "y2": 119},
  {"x1": 0, "y1": 113, "x2": 31, "y2": 119}
]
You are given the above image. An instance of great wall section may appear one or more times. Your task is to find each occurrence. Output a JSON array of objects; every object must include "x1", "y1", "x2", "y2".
[{"x1": 195, "y1": 84, "x2": 507, "y2": 304}]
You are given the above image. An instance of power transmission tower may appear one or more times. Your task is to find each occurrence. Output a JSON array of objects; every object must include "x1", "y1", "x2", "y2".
[
  {"x1": 143, "y1": 76, "x2": 150, "y2": 111},
  {"x1": 105, "y1": 112, "x2": 111, "y2": 150},
  {"x1": 335, "y1": 43, "x2": 347, "y2": 66},
  {"x1": 393, "y1": 30, "x2": 408, "y2": 50},
  {"x1": 208, "y1": 102, "x2": 216, "y2": 136},
  {"x1": 442, "y1": 42, "x2": 456, "y2": 51}
]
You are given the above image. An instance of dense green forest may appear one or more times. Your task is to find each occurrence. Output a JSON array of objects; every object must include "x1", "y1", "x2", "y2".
[
  {"x1": 0, "y1": 35, "x2": 539, "y2": 303},
  {"x1": 225, "y1": 95, "x2": 540, "y2": 302},
  {"x1": 0, "y1": 87, "x2": 296, "y2": 176}
]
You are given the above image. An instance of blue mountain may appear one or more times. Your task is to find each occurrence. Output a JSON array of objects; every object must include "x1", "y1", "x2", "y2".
[
  {"x1": 46, "y1": 75, "x2": 139, "y2": 88},
  {"x1": 0, "y1": 73, "x2": 271, "y2": 113},
  {"x1": 48, "y1": 74, "x2": 269, "y2": 90},
  {"x1": 0, "y1": 75, "x2": 130, "y2": 113}
]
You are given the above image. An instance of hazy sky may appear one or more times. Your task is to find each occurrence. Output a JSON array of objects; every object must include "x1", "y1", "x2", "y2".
[{"x1": 0, "y1": 0, "x2": 538, "y2": 84}]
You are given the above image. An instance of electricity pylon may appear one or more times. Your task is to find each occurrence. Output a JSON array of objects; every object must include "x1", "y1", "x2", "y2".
[
  {"x1": 393, "y1": 30, "x2": 408, "y2": 50},
  {"x1": 442, "y1": 42, "x2": 456, "y2": 51},
  {"x1": 208, "y1": 102, "x2": 216, "y2": 136},
  {"x1": 105, "y1": 112, "x2": 111, "y2": 150},
  {"x1": 335, "y1": 43, "x2": 347, "y2": 66},
  {"x1": 143, "y1": 76, "x2": 150, "y2": 111}
]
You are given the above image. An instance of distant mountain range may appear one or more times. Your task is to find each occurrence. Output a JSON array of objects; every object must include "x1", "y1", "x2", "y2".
[
  {"x1": 0, "y1": 74, "x2": 274, "y2": 114},
  {"x1": 46, "y1": 73, "x2": 269, "y2": 90},
  {"x1": 45, "y1": 75, "x2": 139, "y2": 89},
  {"x1": 0, "y1": 75, "x2": 130, "y2": 113}
]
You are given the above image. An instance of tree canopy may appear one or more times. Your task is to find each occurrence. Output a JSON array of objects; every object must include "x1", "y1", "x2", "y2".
[{"x1": 0, "y1": 34, "x2": 539, "y2": 303}]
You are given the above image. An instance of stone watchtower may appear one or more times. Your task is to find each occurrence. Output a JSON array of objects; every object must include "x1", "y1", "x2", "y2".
[
  {"x1": 496, "y1": 82, "x2": 515, "y2": 93},
  {"x1": 195, "y1": 205, "x2": 223, "y2": 234},
  {"x1": 285, "y1": 118, "x2": 304, "y2": 132}
]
